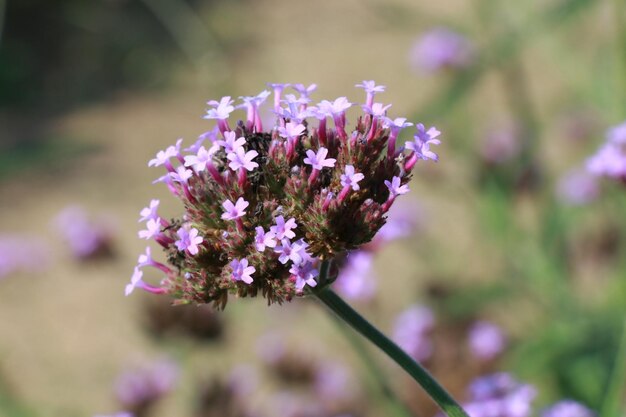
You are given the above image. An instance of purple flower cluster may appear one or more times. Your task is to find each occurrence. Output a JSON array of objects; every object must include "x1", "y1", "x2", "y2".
[
  {"x1": 556, "y1": 169, "x2": 599, "y2": 206},
  {"x1": 586, "y1": 120, "x2": 626, "y2": 181},
  {"x1": 541, "y1": 400, "x2": 596, "y2": 417},
  {"x1": 0, "y1": 235, "x2": 51, "y2": 279},
  {"x1": 392, "y1": 304, "x2": 435, "y2": 361},
  {"x1": 464, "y1": 373, "x2": 536, "y2": 417},
  {"x1": 334, "y1": 251, "x2": 377, "y2": 302},
  {"x1": 130, "y1": 81, "x2": 441, "y2": 308},
  {"x1": 114, "y1": 359, "x2": 179, "y2": 413},
  {"x1": 468, "y1": 321, "x2": 506, "y2": 360},
  {"x1": 410, "y1": 27, "x2": 474, "y2": 73},
  {"x1": 55, "y1": 205, "x2": 115, "y2": 259}
]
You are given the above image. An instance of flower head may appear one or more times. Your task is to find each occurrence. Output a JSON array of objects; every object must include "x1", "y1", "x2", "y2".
[
  {"x1": 133, "y1": 82, "x2": 440, "y2": 308},
  {"x1": 468, "y1": 321, "x2": 506, "y2": 360},
  {"x1": 541, "y1": 400, "x2": 596, "y2": 417},
  {"x1": 410, "y1": 28, "x2": 474, "y2": 73}
]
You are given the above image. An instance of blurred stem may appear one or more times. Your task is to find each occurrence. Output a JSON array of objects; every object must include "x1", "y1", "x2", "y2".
[
  {"x1": 601, "y1": 318, "x2": 626, "y2": 417},
  {"x1": 418, "y1": 0, "x2": 596, "y2": 121},
  {"x1": 615, "y1": 0, "x2": 626, "y2": 115},
  {"x1": 328, "y1": 313, "x2": 416, "y2": 417},
  {"x1": 314, "y1": 262, "x2": 469, "y2": 417}
]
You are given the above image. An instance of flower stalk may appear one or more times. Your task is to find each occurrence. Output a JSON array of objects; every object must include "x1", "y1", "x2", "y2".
[{"x1": 313, "y1": 262, "x2": 469, "y2": 417}]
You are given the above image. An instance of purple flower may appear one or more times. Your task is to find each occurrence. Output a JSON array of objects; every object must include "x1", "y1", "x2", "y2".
[
  {"x1": 406, "y1": 123, "x2": 441, "y2": 161},
  {"x1": 393, "y1": 304, "x2": 435, "y2": 361},
  {"x1": 480, "y1": 125, "x2": 522, "y2": 165},
  {"x1": 465, "y1": 373, "x2": 536, "y2": 417},
  {"x1": 204, "y1": 96, "x2": 235, "y2": 120},
  {"x1": 227, "y1": 147, "x2": 259, "y2": 172},
  {"x1": 314, "y1": 361, "x2": 355, "y2": 401},
  {"x1": 139, "y1": 200, "x2": 160, "y2": 223},
  {"x1": 318, "y1": 97, "x2": 352, "y2": 115},
  {"x1": 217, "y1": 131, "x2": 246, "y2": 153},
  {"x1": 304, "y1": 147, "x2": 336, "y2": 170},
  {"x1": 114, "y1": 359, "x2": 179, "y2": 409},
  {"x1": 586, "y1": 142, "x2": 626, "y2": 180},
  {"x1": 138, "y1": 218, "x2": 161, "y2": 240},
  {"x1": 0, "y1": 235, "x2": 51, "y2": 279},
  {"x1": 410, "y1": 28, "x2": 474, "y2": 73},
  {"x1": 278, "y1": 122, "x2": 306, "y2": 140},
  {"x1": 270, "y1": 216, "x2": 297, "y2": 240},
  {"x1": 607, "y1": 120, "x2": 626, "y2": 145},
  {"x1": 541, "y1": 400, "x2": 596, "y2": 417},
  {"x1": 292, "y1": 83, "x2": 317, "y2": 98},
  {"x1": 274, "y1": 238, "x2": 307, "y2": 265},
  {"x1": 230, "y1": 258, "x2": 255, "y2": 284},
  {"x1": 93, "y1": 413, "x2": 134, "y2": 417},
  {"x1": 55, "y1": 206, "x2": 114, "y2": 259},
  {"x1": 334, "y1": 251, "x2": 377, "y2": 301},
  {"x1": 254, "y1": 226, "x2": 277, "y2": 251},
  {"x1": 289, "y1": 260, "x2": 318, "y2": 291},
  {"x1": 221, "y1": 197, "x2": 249, "y2": 220},
  {"x1": 148, "y1": 147, "x2": 177, "y2": 168},
  {"x1": 556, "y1": 169, "x2": 599, "y2": 206},
  {"x1": 137, "y1": 246, "x2": 154, "y2": 268},
  {"x1": 468, "y1": 321, "x2": 506, "y2": 360},
  {"x1": 340, "y1": 165, "x2": 365, "y2": 191},
  {"x1": 362, "y1": 102, "x2": 392, "y2": 118},
  {"x1": 184, "y1": 146, "x2": 216, "y2": 173},
  {"x1": 384, "y1": 117, "x2": 413, "y2": 133},
  {"x1": 384, "y1": 176, "x2": 410, "y2": 198},
  {"x1": 125, "y1": 267, "x2": 146, "y2": 296},
  {"x1": 169, "y1": 166, "x2": 193, "y2": 184},
  {"x1": 175, "y1": 227, "x2": 203, "y2": 255},
  {"x1": 355, "y1": 80, "x2": 386, "y2": 94}
]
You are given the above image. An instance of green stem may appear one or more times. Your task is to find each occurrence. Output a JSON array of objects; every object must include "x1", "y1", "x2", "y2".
[
  {"x1": 313, "y1": 263, "x2": 469, "y2": 417},
  {"x1": 327, "y1": 313, "x2": 416, "y2": 417},
  {"x1": 615, "y1": 0, "x2": 626, "y2": 116},
  {"x1": 601, "y1": 318, "x2": 626, "y2": 417}
]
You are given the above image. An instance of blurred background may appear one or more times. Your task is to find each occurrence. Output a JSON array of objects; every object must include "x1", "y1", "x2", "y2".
[{"x1": 0, "y1": 0, "x2": 625, "y2": 416}]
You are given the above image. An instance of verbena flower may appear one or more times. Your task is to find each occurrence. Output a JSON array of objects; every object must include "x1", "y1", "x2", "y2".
[
  {"x1": 541, "y1": 400, "x2": 596, "y2": 417},
  {"x1": 130, "y1": 82, "x2": 440, "y2": 308},
  {"x1": 463, "y1": 373, "x2": 536, "y2": 417},
  {"x1": 468, "y1": 321, "x2": 506, "y2": 360},
  {"x1": 410, "y1": 27, "x2": 474, "y2": 73},
  {"x1": 556, "y1": 169, "x2": 599, "y2": 206},
  {"x1": 114, "y1": 359, "x2": 179, "y2": 414},
  {"x1": 55, "y1": 205, "x2": 115, "y2": 260},
  {"x1": 393, "y1": 304, "x2": 435, "y2": 361},
  {"x1": 586, "y1": 120, "x2": 626, "y2": 182}
]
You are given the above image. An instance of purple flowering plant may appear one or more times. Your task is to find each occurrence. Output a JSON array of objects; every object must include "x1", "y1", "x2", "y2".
[{"x1": 129, "y1": 81, "x2": 472, "y2": 417}]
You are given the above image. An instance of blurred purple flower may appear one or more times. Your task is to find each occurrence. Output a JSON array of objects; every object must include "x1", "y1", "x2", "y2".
[
  {"x1": 0, "y1": 234, "x2": 51, "y2": 279},
  {"x1": 541, "y1": 400, "x2": 596, "y2": 417},
  {"x1": 607, "y1": 121, "x2": 626, "y2": 145},
  {"x1": 314, "y1": 361, "x2": 356, "y2": 402},
  {"x1": 465, "y1": 373, "x2": 536, "y2": 417},
  {"x1": 334, "y1": 251, "x2": 377, "y2": 302},
  {"x1": 586, "y1": 120, "x2": 626, "y2": 181},
  {"x1": 392, "y1": 304, "x2": 435, "y2": 361},
  {"x1": 468, "y1": 321, "x2": 506, "y2": 360},
  {"x1": 480, "y1": 125, "x2": 522, "y2": 165},
  {"x1": 54, "y1": 205, "x2": 115, "y2": 259},
  {"x1": 115, "y1": 359, "x2": 179, "y2": 411},
  {"x1": 93, "y1": 413, "x2": 134, "y2": 417},
  {"x1": 556, "y1": 169, "x2": 599, "y2": 206},
  {"x1": 410, "y1": 28, "x2": 474, "y2": 73}
]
